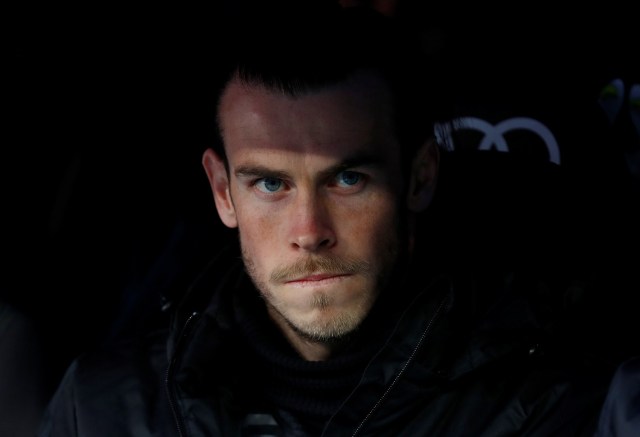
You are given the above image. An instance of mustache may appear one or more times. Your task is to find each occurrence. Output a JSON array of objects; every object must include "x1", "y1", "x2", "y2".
[{"x1": 270, "y1": 256, "x2": 371, "y2": 282}]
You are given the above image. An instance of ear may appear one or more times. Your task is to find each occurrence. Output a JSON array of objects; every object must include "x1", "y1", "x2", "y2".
[
  {"x1": 202, "y1": 148, "x2": 238, "y2": 228},
  {"x1": 407, "y1": 137, "x2": 439, "y2": 212}
]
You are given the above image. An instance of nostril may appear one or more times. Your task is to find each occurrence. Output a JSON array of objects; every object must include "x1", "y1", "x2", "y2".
[{"x1": 292, "y1": 231, "x2": 336, "y2": 252}]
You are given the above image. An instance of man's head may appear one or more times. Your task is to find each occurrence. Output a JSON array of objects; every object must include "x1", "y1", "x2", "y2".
[{"x1": 201, "y1": 2, "x2": 447, "y2": 358}]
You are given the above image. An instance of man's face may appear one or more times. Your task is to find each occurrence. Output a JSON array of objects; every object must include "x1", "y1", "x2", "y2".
[{"x1": 214, "y1": 73, "x2": 406, "y2": 342}]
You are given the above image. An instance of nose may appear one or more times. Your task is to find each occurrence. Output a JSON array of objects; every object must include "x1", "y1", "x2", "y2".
[{"x1": 289, "y1": 192, "x2": 336, "y2": 252}]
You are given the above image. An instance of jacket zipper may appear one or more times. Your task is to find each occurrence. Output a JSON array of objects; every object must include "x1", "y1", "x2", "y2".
[
  {"x1": 350, "y1": 290, "x2": 451, "y2": 437},
  {"x1": 165, "y1": 311, "x2": 200, "y2": 437}
]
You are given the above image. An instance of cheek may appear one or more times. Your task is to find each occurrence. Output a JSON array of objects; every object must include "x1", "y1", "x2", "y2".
[
  {"x1": 338, "y1": 193, "x2": 400, "y2": 248},
  {"x1": 235, "y1": 188, "x2": 401, "y2": 261},
  {"x1": 237, "y1": 209, "x2": 274, "y2": 245},
  {"x1": 235, "y1": 205, "x2": 281, "y2": 268}
]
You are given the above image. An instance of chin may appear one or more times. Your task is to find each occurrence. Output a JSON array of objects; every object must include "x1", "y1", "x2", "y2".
[{"x1": 294, "y1": 308, "x2": 365, "y2": 342}]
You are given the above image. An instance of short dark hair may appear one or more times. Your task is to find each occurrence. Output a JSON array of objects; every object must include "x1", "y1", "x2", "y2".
[{"x1": 199, "y1": 1, "x2": 451, "y2": 172}]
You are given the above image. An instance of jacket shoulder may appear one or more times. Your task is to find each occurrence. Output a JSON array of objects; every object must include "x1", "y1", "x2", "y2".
[{"x1": 37, "y1": 329, "x2": 173, "y2": 437}]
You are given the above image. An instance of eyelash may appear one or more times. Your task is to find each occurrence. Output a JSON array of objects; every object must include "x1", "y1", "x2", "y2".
[
  {"x1": 249, "y1": 170, "x2": 368, "y2": 197},
  {"x1": 333, "y1": 170, "x2": 364, "y2": 188},
  {"x1": 253, "y1": 177, "x2": 285, "y2": 194}
]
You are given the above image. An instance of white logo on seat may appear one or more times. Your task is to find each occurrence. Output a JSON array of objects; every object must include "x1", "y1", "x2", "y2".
[{"x1": 436, "y1": 116, "x2": 561, "y2": 165}]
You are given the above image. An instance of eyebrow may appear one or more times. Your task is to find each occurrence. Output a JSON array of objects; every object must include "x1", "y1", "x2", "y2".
[
  {"x1": 235, "y1": 166, "x2": 289, "y2": 180},
  {"x1": 234, "y1": 151, "x2": 385, "y2": 180}
]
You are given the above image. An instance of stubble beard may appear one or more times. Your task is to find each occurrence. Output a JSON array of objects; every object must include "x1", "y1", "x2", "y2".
[{"x1": 239, "y1": 231, "x2": 401, "y2": 344}]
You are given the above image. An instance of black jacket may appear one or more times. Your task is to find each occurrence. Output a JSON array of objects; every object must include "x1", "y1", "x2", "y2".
[{"x1": 38, "y1": 244, "x2": 612, "y2": 436}]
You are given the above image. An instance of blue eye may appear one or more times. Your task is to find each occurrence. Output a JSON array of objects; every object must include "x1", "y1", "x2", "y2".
[
  {"x1": 336, "y1": 171, "x2": 362, "y2": 187},
  {"x1": 255, "y1": 177, "x2": 283, "y2": 193}
]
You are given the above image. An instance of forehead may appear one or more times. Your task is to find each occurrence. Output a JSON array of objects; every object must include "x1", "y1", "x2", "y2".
[{"x1": 217, "y1": 72, "x2": 399, "y2": 162}]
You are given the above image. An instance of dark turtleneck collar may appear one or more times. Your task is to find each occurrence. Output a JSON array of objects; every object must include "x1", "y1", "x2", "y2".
[{"x1": 232, "y1": 273, "x2": 402, "y2": 422}]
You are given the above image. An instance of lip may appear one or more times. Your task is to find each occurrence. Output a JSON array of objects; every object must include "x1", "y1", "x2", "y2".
[{"x1": 286, "y1": 273, "x2": 349, "y2": 284}]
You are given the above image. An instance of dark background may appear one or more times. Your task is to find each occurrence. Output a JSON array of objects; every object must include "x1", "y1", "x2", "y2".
[
  {"x1": 4, "y1": 3, "x2": 232, "y2": 389},
  {"x1": 4, "y1": 0, "x2": 639, "y2": 401}
]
